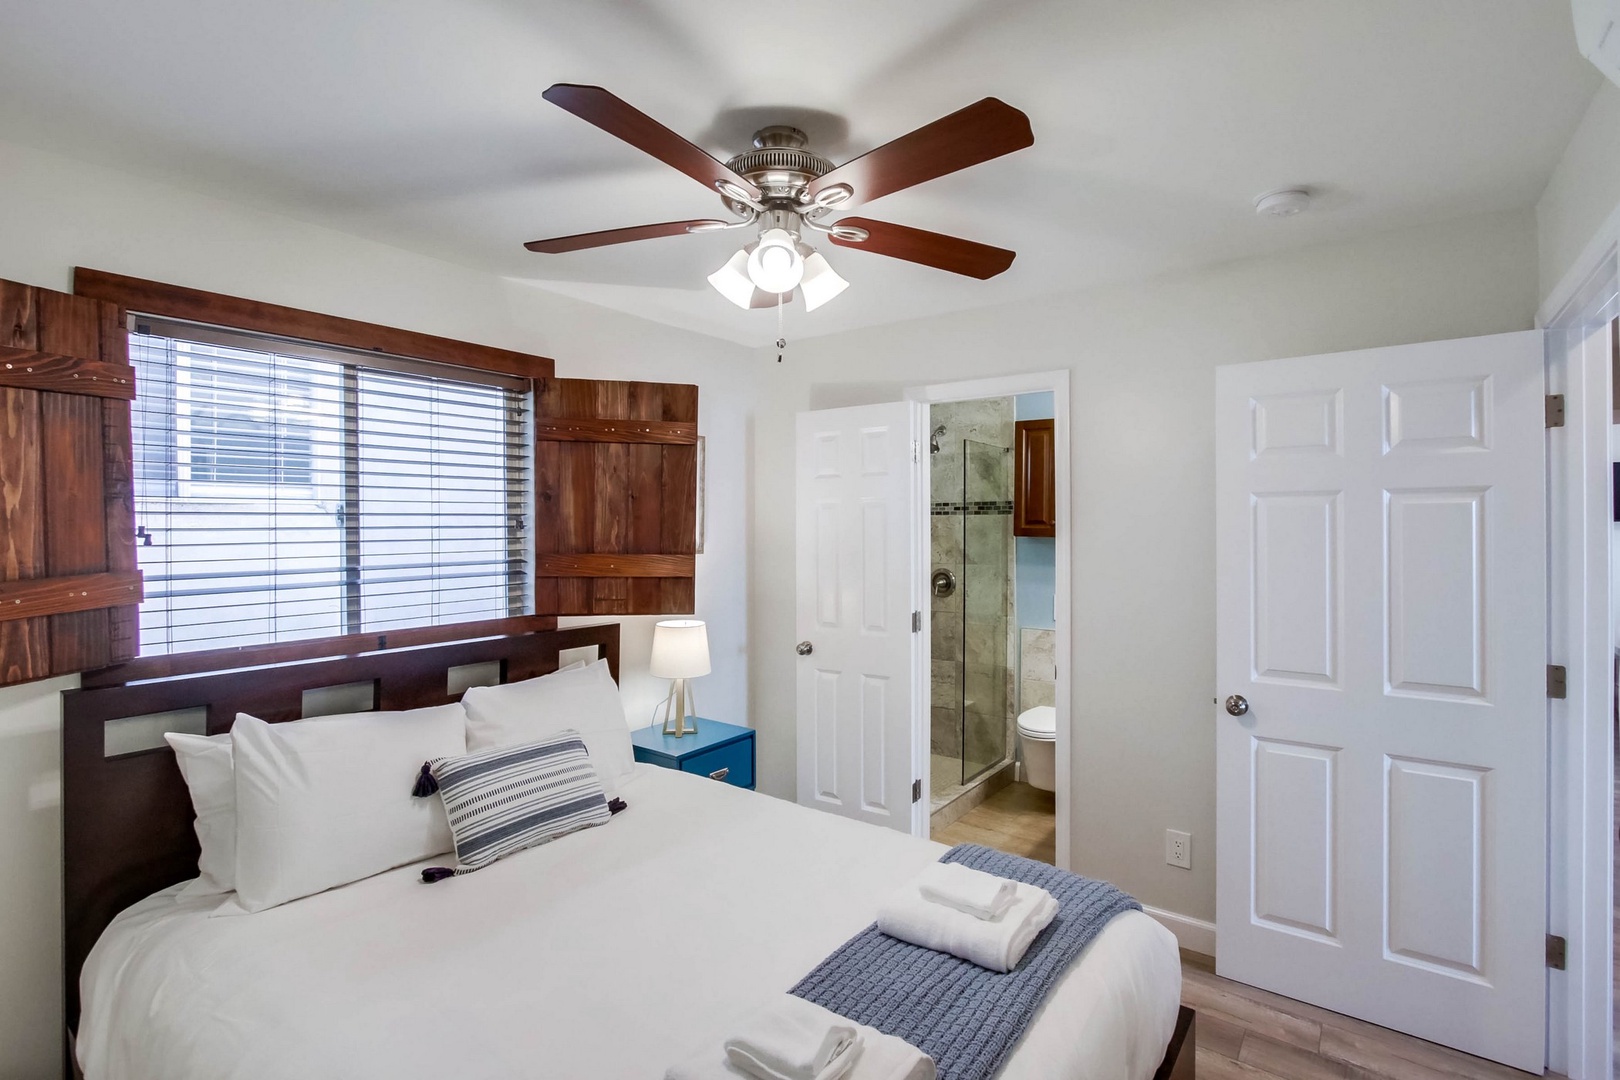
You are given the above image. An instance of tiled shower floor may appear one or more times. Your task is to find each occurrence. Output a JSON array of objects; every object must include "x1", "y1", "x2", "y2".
[{"x1": 930, "y1": 752, "x2": 1008, "y2": 812}]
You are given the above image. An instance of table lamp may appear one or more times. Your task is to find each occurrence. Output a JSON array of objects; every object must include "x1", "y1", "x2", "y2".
[{"x1": 650, "y1": 619, "x2": 710, "y2": 737}]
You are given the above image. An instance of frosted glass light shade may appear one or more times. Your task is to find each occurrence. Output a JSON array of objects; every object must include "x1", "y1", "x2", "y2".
[
  {"x1": 708, "y1": 249, "x2": 755, "y2": 309},
  {"x1": 800, "y1": 252, "x2": 849, "y2": 312},
  {"x1": 746, "y1": 228, "x2": 804, "y2": 293},
  {"x1": 650, "y1": 619, "x2": 710, "y2": 678}
]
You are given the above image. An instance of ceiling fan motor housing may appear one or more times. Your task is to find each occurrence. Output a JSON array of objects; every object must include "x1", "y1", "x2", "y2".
[{"x1": 723, "y1": 126, "x2": 832, "y2": 213}]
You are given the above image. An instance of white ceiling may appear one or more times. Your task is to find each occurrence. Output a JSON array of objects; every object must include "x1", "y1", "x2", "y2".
[{"x1": 0, "y1": 1, "x2": 1599, "y2": 345}]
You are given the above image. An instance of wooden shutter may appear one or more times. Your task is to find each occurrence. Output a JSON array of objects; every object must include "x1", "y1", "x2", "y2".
[
  {"x1": 0, "y1": 279, "x2": 140, "y2": 685},
  {"x1": 534, "y1": 378, "x2": 697, "y2": 615}
]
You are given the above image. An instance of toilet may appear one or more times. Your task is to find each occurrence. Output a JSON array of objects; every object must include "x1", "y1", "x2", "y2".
[{"x1": 1016, "y1": 705, "x2": 1057, "y2": 792}]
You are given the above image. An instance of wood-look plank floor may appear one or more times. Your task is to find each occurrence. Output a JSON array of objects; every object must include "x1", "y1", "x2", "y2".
[
  {"x1": 1182, "y1": 955, "x2": 1560, "y2": 1080},
  {"x1": 933, "y1": 784, "x2": 1565, "y2": 1079},
  {"x1": 932, "y1": 781, "x2": 1055, "y2": 862}
]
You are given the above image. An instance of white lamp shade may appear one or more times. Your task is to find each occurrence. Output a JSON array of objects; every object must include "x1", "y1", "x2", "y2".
[
  {"x1": 799, "y1": 252, "x2": 850, "y2": 312},
  {"x1": 650, "y1": 619, "x2": 711, "y2": 678},
  {"x1": 746, "y1": 228, "x2": 805, "y2": 293},
  {"x1": 708, "y1": 249, "x2": 755, "y2": 309}
]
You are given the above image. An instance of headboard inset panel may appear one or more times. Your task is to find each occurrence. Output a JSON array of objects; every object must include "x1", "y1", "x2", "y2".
[{"x1": 61, "y1": 622, "x2": 620, "y2": 1033}]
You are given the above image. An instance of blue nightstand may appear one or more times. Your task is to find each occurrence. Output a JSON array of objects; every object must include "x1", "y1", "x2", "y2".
[{"x1": 630, "y1": 719, "x2": 755, "y2": 790}]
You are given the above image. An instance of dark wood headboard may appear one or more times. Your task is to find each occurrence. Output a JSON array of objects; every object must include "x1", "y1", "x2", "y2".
[{"x1": 60, "y1": 622, "x2": 620, "y2": 1035}]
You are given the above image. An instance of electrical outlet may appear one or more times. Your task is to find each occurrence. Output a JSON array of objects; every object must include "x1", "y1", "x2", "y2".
[{"x1": 1165, "y1": 829, "x2": 1192, "y2": 869}]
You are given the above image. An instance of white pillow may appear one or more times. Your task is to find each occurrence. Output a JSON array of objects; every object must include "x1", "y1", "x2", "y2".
[
  {"x1": 165, "y1": 731, "x2": 235, "y2": 898},
  {"x1": 461, "y1": 659, "x2": 634, "y2": 797},
  {"x1": 224, "y1": 705, "x2": 466, "y2": 914}
]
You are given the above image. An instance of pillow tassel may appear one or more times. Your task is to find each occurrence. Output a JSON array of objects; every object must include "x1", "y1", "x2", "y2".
[
  {"x1": 411, "y1": 762, "x2": 439, "y2": 798},
  {"x1": 421, "y1": 867, "x2": 457, "y2": 884},
  {"x1": 608, "y1": 797, "x2": 627, "y2": 815}
]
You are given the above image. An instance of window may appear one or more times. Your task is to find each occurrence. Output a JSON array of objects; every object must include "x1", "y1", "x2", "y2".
[{"x1": 129, "y1": 318, "x2": 531, "y2": 655}]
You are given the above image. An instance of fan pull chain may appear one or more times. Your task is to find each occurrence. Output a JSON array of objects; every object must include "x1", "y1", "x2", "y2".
[{"x1": 775, "y1": 290, "x2": 787, "y2": 363}]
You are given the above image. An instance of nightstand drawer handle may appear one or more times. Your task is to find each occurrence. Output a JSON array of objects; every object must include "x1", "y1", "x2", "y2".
[{"x1": 709, "y1": 766, "x2": 730, "y2": 781}]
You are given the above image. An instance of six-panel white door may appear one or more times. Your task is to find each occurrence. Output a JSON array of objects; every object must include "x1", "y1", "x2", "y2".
[
  {"x1": 1214, "y1": 331, "x2": 1548, "y2": 1071},
  {"x1": 795, "y1": 403, "x2": 924, "y2": 833}
]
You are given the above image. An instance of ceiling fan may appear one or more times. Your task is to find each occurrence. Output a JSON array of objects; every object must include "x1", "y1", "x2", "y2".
[{"x1": 525, "y1": 84, "x2": 1034, "y2": 312}]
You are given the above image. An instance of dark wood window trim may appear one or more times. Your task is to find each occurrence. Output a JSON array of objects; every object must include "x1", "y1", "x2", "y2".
[
  {"x1": 74, "y1": 268, "x2": 552, "y2": 380},
  {"x1": 71, "y1": 269, "x2": 559, "y2": 685}
]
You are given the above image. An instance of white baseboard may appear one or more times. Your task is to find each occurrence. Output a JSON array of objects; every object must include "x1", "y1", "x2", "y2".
[{"x1": 1143, "y1": 905, "x2": 1216, "y2": 958}]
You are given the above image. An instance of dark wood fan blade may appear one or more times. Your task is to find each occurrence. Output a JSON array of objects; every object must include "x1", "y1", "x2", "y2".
[
  {"x1": 543, "y1": 84, "x2": 761, "y2": 200},
  {"x1": 808, "y1": 98, "x2": 1033, "y2": 207},
  {"x1": 828, "y1": 218, "x2": 1016, "y2": 279},
  {"x1": 524, "y1": 219, "x2": 729, "y2": 253}
]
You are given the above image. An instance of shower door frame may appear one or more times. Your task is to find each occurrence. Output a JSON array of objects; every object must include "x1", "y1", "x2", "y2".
[{"x1": 906, "y1": 370, "x2": 1071, "y2": 871}]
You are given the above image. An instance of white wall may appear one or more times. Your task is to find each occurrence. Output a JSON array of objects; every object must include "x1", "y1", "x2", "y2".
[
  {"x1": 1539, "y1": 82, "x2": 1620, "y2": 307},
  {"x1": 0, "y1": 137, "x2": 762, "y2": 1078},
  {"x1": 748, "y1": 208, "x2": 1540, "y2": 928}
]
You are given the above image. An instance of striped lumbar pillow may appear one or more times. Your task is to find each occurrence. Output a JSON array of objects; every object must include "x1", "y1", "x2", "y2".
[{"x1": 417, "y1": 729, "x2": 612, "y2": 879}]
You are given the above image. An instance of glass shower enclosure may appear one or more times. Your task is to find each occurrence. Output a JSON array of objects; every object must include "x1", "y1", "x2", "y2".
[{"x1": 930, "y1": 437, "x2": 1011, "y2": 798}]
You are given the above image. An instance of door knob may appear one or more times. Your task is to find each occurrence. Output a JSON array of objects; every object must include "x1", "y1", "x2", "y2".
[
  {"x1": 796, "y1": 641, "x2": 813, "y2": 656},
  {"x1": 1224, "y1": 694, "x2": 1249, "y2": 716}
]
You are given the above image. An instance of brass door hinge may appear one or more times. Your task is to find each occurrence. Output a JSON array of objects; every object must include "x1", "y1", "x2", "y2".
[
  {"x1": 1547, "y1": 934, "x2": 1567, "y2": 970},
  {"x1": 1546, "y1": 394, "x2": 1565, "y2": 428},
  {"x1": 1548, "y1": 665, "x2": 1567, "y2": 700},
  {"x1": 912, "y1": 779, "x2": 922, "y2": 803}
]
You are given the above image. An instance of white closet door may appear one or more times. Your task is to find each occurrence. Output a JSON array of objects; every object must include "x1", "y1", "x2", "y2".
[
  {"x1": 1214, "y1": 331, "x2": 1547, "y2": 1071},
  {"x1": 794, "y1": 402, "x2": 924, "y2": 834}
]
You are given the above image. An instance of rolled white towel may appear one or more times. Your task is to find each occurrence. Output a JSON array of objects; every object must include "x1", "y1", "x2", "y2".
[
  {"x1": 916, "y1": 862, "x2": 1018, "y2": 920},
  {"x1": 876, "y1": 879, "x2": 1058, "y2": 972},
  {"x1": 666, "y1": 998, "x2": 936, "y2": 1080}
]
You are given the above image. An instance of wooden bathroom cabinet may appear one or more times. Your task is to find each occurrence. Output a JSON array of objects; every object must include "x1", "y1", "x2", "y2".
[{"x1": 1013, "y1": 418, "x2": 1056, "y2": 537}]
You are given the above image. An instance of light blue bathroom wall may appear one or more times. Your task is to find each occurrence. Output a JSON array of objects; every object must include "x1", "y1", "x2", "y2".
[
  {"x1": 1016, "y1": 538, "x2": 1056, "y2": 630},
  {"x1": 1013, "y1": 392, "x2": 1057, "y2": 630},
  {"x1": 1014, "y1": 391, "x2": 1054, "y2": 421}
]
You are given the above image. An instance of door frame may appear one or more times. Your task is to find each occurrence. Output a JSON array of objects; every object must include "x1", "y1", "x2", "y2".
[
  {"x1": 1541, "y1": 246, "x2": 1618, "y2": 1080},
  {"x1": 904, "y1": 370, "x2": 1072, "y2": 870}
]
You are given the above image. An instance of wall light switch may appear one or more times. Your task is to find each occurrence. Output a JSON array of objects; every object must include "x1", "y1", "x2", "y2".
[{"x1": 1165, "y1": 829, "x2": 1192, "y2": 869}]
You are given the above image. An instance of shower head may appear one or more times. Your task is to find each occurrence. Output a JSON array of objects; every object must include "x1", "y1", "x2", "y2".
[{"x1": 930, "y1": 424, "x2": 947, "y2": 454}]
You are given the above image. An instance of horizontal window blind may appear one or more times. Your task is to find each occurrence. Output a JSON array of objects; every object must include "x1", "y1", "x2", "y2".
[{"x1": 129, "y1": 317, "x2": 531, "y2": 656}]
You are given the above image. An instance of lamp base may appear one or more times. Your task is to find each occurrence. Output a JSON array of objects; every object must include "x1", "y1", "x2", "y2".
[{"x1": 661, "y1": 678, "x2": 699, "y2": 738}]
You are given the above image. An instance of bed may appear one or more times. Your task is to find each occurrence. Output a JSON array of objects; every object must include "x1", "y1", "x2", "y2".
[{"x1": 62, "y1": 623, "x2": 1192, "y2": 1080}]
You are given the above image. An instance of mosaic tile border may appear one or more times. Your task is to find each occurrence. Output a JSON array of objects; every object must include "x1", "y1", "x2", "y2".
[{"x1": 931, "y1": 500, "x2": 1014, "y2": 516}]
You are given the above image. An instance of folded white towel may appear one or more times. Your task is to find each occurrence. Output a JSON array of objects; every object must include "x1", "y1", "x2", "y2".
[
  {"x1": 667, "y1": 999, "x2": 936, "y2": 1080},
  {"x1": 724, "y1": 993, "x2": 859, "y2": 1080},
  {"x1": 876, "y1": 878, "x2": 1058, "y2": 972},
  {"x1": 916, "y1": 862, "x2": 1018, "y2": 920}
]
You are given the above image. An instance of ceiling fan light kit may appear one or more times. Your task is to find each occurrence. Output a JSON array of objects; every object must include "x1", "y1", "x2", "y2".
[
  {"x1": 526, "y1": 84, "x2": 1034, "y2": 315},
  {"x1": 745, "y1": 224, "x2": 805, "y2": 293}
]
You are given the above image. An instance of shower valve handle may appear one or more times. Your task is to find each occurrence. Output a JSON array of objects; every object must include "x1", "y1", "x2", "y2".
[{"x1": 931, "y1": 569, "x2": 957, "y2": 598}]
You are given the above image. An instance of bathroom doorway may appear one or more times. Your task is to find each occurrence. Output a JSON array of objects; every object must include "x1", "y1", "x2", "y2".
[{"x1": 919, "y1": 384, "x2": 1063, "y2": 865}]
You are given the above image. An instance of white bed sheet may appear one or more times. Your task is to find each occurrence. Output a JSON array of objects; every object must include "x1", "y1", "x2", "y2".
[{"x1": 78, "y1": 765, "x2": 1180, "y2": 1080}]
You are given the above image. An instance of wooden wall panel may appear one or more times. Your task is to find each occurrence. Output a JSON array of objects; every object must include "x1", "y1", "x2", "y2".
[{"x1": 534, "y1": 377, "x2": 698, "y2": 616}]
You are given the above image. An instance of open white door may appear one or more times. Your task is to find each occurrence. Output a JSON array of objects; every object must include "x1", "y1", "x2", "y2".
[
  {"x1": 795, "y1": 402, "x2": 924, "y2": 834},
  {"x1": 1215, "y1": 331, "x2": 1548, "y2": 1070}
]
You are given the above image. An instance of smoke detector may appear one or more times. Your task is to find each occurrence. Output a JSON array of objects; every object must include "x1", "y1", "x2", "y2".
[{"x1": 1254, "y1": 188, "x2": 1311, "y2": 218}]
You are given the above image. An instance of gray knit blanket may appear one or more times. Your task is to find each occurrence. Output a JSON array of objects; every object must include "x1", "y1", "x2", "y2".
[{"x1": 790, "y1": 844, "x2": 1141, "y2": 1080}]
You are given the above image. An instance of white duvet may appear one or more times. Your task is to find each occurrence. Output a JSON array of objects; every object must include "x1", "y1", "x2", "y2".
[{"x1": 78, "y1": 765, "x2": 1180, "y2": 1080}]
